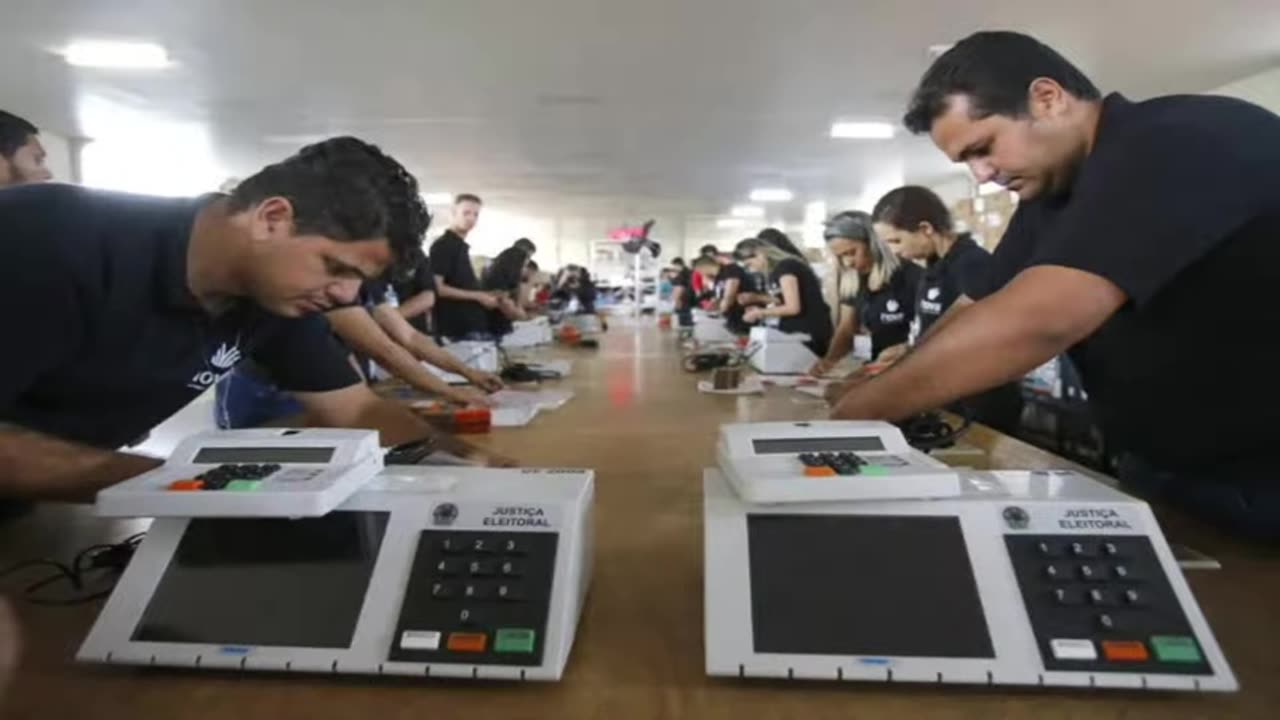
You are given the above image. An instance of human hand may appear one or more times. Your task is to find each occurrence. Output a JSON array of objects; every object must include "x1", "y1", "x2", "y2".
[
  {"x1": 809, "y1": 358, "x2": 833, "y2": 377},
  {"x1": 448, "y1": 386, "x2": 493, "y2": 407},
  {"x1": 743, "y1": 307, "x2": 764, "y2": 323},
  {"x1": 476, "y1": 293, "x2": 500, "y2": 310},
  {"x1": 468, "y1": 370, "x2": 506, "y2": 393}
]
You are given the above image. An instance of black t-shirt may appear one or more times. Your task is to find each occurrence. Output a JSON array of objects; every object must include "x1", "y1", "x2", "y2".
[
  {"x1": 715, "y1": 263, "x2": 749, "y2": 331},
  {"x1": 391, "y1": 256, "x2": 436, "y2": 334},
  {"x1": 673, "y1": 268, "x2": 696, "y2": 310},
  {"x1": 916, "y1": 234, "x2": 990, "y2": 337},
  {"x1": 429, "y1": 229, "x2": 488, "y2": 339},
  {"x1": 481, "y1": 247, "x2": 529, "y2": 336},
  {"x1": 843, "y1": 261, "x2": 923, "y2": 357},
  {"x1": 768, "y1": 258, "x2": 833, "y2": 350},
  {"x1": 0, "y1": 185, "x2": 360, "y2": 449},
  {"x1": 971, "y1": 93, "x2": 1280, "y2": 472}
]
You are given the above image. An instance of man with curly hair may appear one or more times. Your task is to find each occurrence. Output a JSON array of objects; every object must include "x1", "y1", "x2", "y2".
[{"x1": 0, "y1": 136, "x2": 510, "y2": 500}]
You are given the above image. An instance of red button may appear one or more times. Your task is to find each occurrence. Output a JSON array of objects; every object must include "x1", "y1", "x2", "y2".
[
  {"x1": 1102, "y1": 640, "x2": 1149, "y2": 662},
  {"x1": 804, "y1": 466, "x2": 837, "y2": 477},
  {"x1": 168, "y1": 479, "x2": 205, "y2": 491},
  {"x1": 447, "y1": 632, "x2": 487, "y2": 653}
]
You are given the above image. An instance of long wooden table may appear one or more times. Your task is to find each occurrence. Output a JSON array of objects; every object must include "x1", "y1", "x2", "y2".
[{"x1": 2, "y1": 324, "x2": 1278, "y2": 720}]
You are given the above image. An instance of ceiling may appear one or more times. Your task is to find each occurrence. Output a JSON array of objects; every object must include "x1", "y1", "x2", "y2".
[{"x1": 4, "y1": 0, "x2": 1280, "y2": 220}]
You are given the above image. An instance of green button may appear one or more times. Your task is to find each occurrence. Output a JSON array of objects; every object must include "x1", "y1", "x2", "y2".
[
  {"x1": 1151, "y1": 635, "x2": 1202, "y2": 663},
  {"x1": 861, "y1": 465, "x2": 888, "y2": 476},
  {"x1": 494, "y1": 628, "x2": 536, "y2": 654},
  {"x1": 225, "y1": 480, "x2": 262, "y2": 491}
]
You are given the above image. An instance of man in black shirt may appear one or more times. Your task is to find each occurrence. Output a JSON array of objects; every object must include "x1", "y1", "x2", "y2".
[
  {"x1": 0, "y1": 138, "x2": 506, "y2": 500},
  {"x1": 693, "y1": 253, "x2": 749, "y2": 335},
  {"x1": 481, "y1": 240, "x2": 536, "y2": 337},
  {"x1": 430, "y1": 193, "x2": 499, "y2": 340},
  {"x1": 0, "y1": 110, "x2": 52, "y2": 186},
  {"x1": 670, "y1": 258, "x2": 696, "y2": 330},
  {"x1": 392, "y1": 255, "x2": 437, "y2": 334},
  {"x1": 833, "y1": 31, "x2": 1280, "y2": 540}
]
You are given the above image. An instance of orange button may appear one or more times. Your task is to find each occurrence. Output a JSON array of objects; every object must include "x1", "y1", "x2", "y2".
[
  {"x1": 447, "y1": 632, "x2": 488, "y2": 653},
  {"x1": 804, "y1": 466, "x2": 837, "y2": 477},
  {"x1": 168, "y1": 479, "x2": 205, "y2": 491},
  {"x1": 1102, "y1": 640, "x2": 1149, "y2": 662}
]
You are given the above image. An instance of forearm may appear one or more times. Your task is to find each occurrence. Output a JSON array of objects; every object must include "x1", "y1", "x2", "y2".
[
  {"x1": 0, "y1": 427, "x2": 162, "y2": 501},
  {"x1": 761, "y1": 303, "x2": 801, "y2": 318},
  {"x1": 823, "y1": 319, "x2": 856, "y2": 366},
  {"x1": 397, "y1": 291, "x2": 434, "y2": 320},
  {"x1": 832, "y1": 294, "x2": 1066, "y2": 421},
  {"x1": 330, "y1": 310, "x2": 457, "y2": 398},
  {"x1": 301, "y1": 388, "x2": 484, "y2": 456},
  {"x1": 435, "y1": 281, "x2": 487, "y2": 304},
  {"x1": 406, "y1": 334, "x2": 472, "y2": 377}
]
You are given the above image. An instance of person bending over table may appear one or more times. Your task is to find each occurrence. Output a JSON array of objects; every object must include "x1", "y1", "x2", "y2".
[
  {"x1": 811, "y1": 211, "x2": 921, "y2": 377},
  {"x1": 481, "y1": 239, "x2": 536, "y2": 337},
  {"x1": 734, "y1": 238, "x2": 833, "y2": 357},
  {"x1": 832, "y1": 30, "x2": 1280, "y2": 541},
  {"x1": 0, "y1": 137, "x2": 510, "y2": 502},
  {"x1": 692, "y1": 254, "x2": 750, "y2": 336}
]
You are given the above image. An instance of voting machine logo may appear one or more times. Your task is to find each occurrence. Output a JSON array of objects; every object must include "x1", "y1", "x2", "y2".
[{"x1": 188, "y1": 342, "x2": 242, "y2": 390}]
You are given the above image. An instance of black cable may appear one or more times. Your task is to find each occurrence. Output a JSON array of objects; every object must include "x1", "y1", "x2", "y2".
[
  {"x1": 897, "y1": 408, "x2": 974, "y2": 452},
  {"x1": 0, "y1": 531, "x2": 145, "y2": 606}
]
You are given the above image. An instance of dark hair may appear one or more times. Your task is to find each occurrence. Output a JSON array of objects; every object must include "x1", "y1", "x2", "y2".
[
  {"x1": 698, "y1": 244, "x2": 719, "y2": 258},
  {"x1": 526, "y1": 259, "x2": 539, "y2": 272},
  {"x1": 455, "y1": 193, "x2": 483, "y2": 205},
  {"x1": 513, "y1": 237, "x2": 537, "y2": 255},
  {"x1": 229, "y1": 136, "x2": 429, "y2": 272},
  {"x1": 0, "y1": 110, "x2": 38, "y2": 159},
  {"x1": 693, "y1": 254, "x2": 719, "y2": 268},
  {"x1": 871, "y1": 186, "x2": 953, "y2": 234},
  {"x1": 904, "y1": 31, "x2": 1101, "y2": 134},
  {"x1": 672, "y1": 257, "x2": 686, "y2": 268},
  {"x1": 755, "y1": 227, "x2": 804, "y2": 258}
]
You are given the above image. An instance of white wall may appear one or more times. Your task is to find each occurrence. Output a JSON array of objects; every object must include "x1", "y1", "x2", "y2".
[{"x1": 1212, "y1": 66, "x2": 1280, "y2": 113}]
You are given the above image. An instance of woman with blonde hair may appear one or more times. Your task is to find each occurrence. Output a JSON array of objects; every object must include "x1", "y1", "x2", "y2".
[
  {"x1": 810, "y1": 210, "x2": 922, "y2": 376},
  {"x1": 734, "y1": 237, "x2": 832, "y2": 357}
]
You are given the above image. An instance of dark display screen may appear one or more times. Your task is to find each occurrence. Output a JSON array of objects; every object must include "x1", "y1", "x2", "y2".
[
  {"x1": 191, "y1": 446, "x2": 336, "y2": 464},
  {"x1": 132, "y1": 512, "x2": 389, "y2": 649},
  {"x1": 747, "y1": 514, "x2": 994, "y2": 658},
  {"x1": 751, "y1": 436, "x2": 885, "y2": 454}
]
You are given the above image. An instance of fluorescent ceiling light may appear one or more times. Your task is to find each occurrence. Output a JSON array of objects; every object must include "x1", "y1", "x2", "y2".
[
  {"x1": 730, "y1": 204, "x2": 765, "y2": 219},
  {"x1": 421, "y1": 192, "x2": 454, "y2": 205},
  {"x1": 716, "y1": 217, "x2": 747, "y2": 229},
  {"x1": 749, "y1": 188, "x2": 794, "y2": 203},
  {"x1": 830, "y1": 121, "x2": 895, "y2": 140},
  {"x1": 64, "y1": 41, "x2": 171, "y2": 69}
]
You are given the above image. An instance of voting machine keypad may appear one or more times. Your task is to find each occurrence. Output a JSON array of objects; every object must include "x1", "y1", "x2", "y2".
[
  {"x1": 166, "y1": 464, "x2": 285, "y2": 492},
  {"x1": 388, "y1": 531, "x2": 559, "y2": 667},
  {"x1": 1005, "y1": 535, "x2": 1211, "y2": 674},
  {"x1": 797, "y1": 452, "x2": 907, "y2": 478}
]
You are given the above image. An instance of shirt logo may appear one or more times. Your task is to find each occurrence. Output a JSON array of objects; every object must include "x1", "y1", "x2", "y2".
[
  {"x1": 886, "y1": 299, "x2": 900, "y2": 312},
  {"x1": 188, "y1": 342, "x2": 243, "y2": 391},
  {"x1": 926, "y1": 287, "x2": 941, "y2": 301}
]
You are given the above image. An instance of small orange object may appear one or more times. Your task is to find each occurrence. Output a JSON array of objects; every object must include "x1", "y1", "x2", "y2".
[
  {"x1": 447, "y1": 632, "x2": 488, "y2": 653},
  {"x1": 804, "y1": 466, "x2": 837, "y2": 477},
  {"x1": 454, "y1": 407, "x2": 492, "y2": 434},
  {"x1": 1101, "y1": 640, "x2": 1149, "y2": 662},
  {"x1": 657, "y1": 314, "x2": 672, "y2": 329},
  {"x1": 168, "y1": 479, "x2": 205, "y2": 491}
]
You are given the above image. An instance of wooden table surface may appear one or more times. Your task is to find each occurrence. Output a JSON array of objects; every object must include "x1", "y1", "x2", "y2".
[{"x1": 2, "y1": 323, "x2": 1277, "y2": 720}]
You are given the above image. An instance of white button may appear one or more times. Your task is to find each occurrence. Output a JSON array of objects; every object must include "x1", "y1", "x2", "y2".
[
  {"x1": 1051, "y1": 638, "x2": 1097, "y2": 661},
  {"x1": 400, "y1": 630, "x2": 441, "y2": 651}
]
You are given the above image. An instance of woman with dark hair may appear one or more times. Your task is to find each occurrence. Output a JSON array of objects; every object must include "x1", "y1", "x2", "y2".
[
  {"x1": 867, "y1": 185, "x2": 1023, "y2": 434},
  {"x1": 756, "y1": 227, "x2": 806, "y2": 258},
  {"x1": 811, "y1": 210, "x2": 921, "y2": 376},
  {"x1": 734, "y1": 237, "x2": 832, "y2": 357}
]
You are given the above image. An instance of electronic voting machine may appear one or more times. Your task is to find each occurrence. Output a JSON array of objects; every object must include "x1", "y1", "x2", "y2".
[
  {"x1": 81, "y1": 432, "x2": 594, "y2": 682},
  {"x1": 705, "y1": 421, "x2": 1237, "y2": 692},
  {"x1": 95, "y1": 428, "x2": 384, "y2": 518},
  {"x1": 746, "y1": 326, "x2": 820, "y2": 375}
]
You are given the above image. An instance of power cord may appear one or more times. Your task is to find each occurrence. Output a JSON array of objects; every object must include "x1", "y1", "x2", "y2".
[
  {"x1": 0, "y1": 532, "x2": 145, "y2": 606},
  {"x1": 896, "y1": 409, "x2": 973, "y2": 452}
]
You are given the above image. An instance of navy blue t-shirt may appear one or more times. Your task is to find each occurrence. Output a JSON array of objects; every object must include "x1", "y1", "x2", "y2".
[
  {"x1": 915, "y1": 234, "x2": 990, "y2": 337},
  {"x1": 972, "y1": 93, "x2": 1280, "y2": 471},
  {"x1": 843, "y1": 261, "x2": 922, "y2": 357},
  {"x1": 0, "y1": 185, "x2": 360, "y2": 449},
  {"x1": 767, "y1": 258, "x2": 833, "y2": 354}
]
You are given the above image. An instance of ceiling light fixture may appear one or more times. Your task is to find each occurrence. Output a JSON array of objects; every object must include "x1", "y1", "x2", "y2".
[
  {"x1": 421, "y1": 192, "x2": 455, "y2": 205},
  {"x1": 63, "y1": 41, "x2": 172, "y2": 69},
  {"x1": 749, "y1": 188, "x2": 794, "y2": 203},
  {"x1": 730, "y1": 204, "x2": 765, "y2": 219},
  {"x1": 716, "y1": 217, "x2": 747, "y2": 230},
  {"x1": 830, "y1": 121, "x2": 896, "y2": 140}
]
